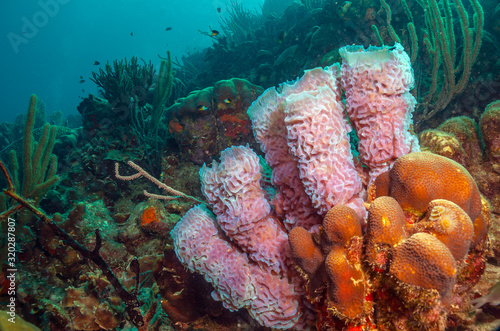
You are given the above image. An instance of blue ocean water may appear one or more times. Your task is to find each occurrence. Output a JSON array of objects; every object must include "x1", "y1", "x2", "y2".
[{"x1": 0, "y1": 0, "x2": 263, "y2": 123}]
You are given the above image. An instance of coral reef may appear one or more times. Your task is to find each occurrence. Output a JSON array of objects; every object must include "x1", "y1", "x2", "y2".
[
  {"x1": 61, "y1": 271, "x2": 123, "y2": 330},
  {"x1": 169, "y1": 44, "x2": 492, "y2": 330},
  {"x1": 90, "y1": 56, "x2": 154, "y2": 107},
  {"x1": 419, "y1": 100, "x2": 500, "y2": 216},
  {"x1": 175, "y1": 0, "x2": 499, "y2": 130},
  {"x1": 1, "y1": 1, "x2": 500, "y2": 328},
  {"x1": 289, "y1": 153, "x2": 490, "y2": 329},
  {"x1": 166, "y1": 78, "x2": 264, "y2": 164}
]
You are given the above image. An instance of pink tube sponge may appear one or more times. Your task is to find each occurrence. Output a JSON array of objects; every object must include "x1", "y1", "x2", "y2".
[
  {"x1": 340, "y1": 43, "x2": 420, "y2": 182},
  {"x1": 247, "y1": 87, "x2": 323, "y2": 231},
  {"x1": 172, "y1": 205, "x2": 301, "y2": 329},
  {"x1": 248, "y1": 65, "x2": 366, "y2": 223},
  {"x1": 284, "y1": 67, "x2": 364, "y2": 216},
  {"x1": 200, "y1": 145, "x2": 289, "y2": 274}
]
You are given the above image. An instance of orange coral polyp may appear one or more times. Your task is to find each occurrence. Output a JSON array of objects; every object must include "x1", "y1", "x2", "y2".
[
  {"x1": 325, "y1": 247, "x2": 365, "y2": 319},
  {"x1": 289, "y1": 226, "x2": 324, "y2": 276},
  {"x1": 322, "y1": 205, "x2": 362, "y2": 251},
  {"x1": 390, "y1": 232, "x2": 457, "y2": 298},
  {"x1": 385, "y1": 152, "x2": 483, "y2": 223},
  {"x1": 140, "y1": 206, "x2": 159, "y2": 226}
]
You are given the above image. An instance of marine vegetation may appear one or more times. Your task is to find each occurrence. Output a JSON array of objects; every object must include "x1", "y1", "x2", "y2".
[
  {"x1": 0, "y1": 1, "x2": 499, "y2": 330},
  {"x1": 90, "y1": 56, "x2": 154, "y2": 107}
]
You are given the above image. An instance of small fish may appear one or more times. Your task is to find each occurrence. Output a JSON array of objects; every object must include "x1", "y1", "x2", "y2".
[
  {"x1": 196, "y1": 105, "x2": 208, "y2": 111},
  {"x1": 211, "y1": 29, "x2": 219, "y2": 36},
  {"x1": 222, "y1": 98, "x2": 231, "y2": 104},
  {"x1": 80, "y1": 75, "x2": 83, "y2": 79},
  {"x1": 82, "y1": 89, "x2": 85, "y2": 93},
  {"x1": 166, "y1": 27, "x2": 172, "y2": 31},
  {"x1": 471, "y1": 281, "x2": 500, "y2": 310},
  {"x1": 278, "y1": 30, "x2": 286, "y2": 43},
  {"x1": 216, "y1": 7, "x2": 221, "y2": 13},
  {"x1": 130, "y1": 32, "x2": 134, "y2": 36},
  {"x1": 79, "y1": 79, "x2": 85, "y2": 83},
  {"x1": 93, "y1": 61, "x2": 100, "y2": 65}
]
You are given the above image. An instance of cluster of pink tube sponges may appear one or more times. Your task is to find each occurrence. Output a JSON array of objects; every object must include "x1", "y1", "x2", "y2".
[
  {"x1": 172, "y1": 146, "x2": 306, "y2": 329},
  {"x1": 171, "y1": 44, "x2": 420, "y2": 329}
]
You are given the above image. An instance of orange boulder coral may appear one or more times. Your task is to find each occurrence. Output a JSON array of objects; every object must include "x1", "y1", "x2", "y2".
[
  {"x1": 321, "y1": 205, "x2": 362, "y2": 252},
  {"x1": 390, "y1": 232, "x2": 457, "y2": 299},
  {"x1": 372, "y1": 152, "x2": 483, "y2": 223},
  {"x1": 289, "y1": 151, "x2": 490, "y2": 330},
  {"x1": 290, "y1": 204, "x2": 368, "y2": 324},
  {"x1": 289, "y1": 226, "x2": 324, "y2": 276},
  {"x1": 325, "y1": 246, "x2": 365, "y2": 319},
  {"x1": 365, "y1": 196, "x2": 407, "y2": 271},
  {"x1": 412, "y1": 199, "x2": 474, "y2": 263}
]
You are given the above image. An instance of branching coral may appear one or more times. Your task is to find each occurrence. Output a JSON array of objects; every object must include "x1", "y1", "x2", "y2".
[{"x1": 90, "y1": 56, "x2": 154, "y2": 106}]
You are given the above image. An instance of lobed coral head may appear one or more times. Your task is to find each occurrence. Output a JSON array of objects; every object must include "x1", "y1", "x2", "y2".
[
  {"x1": 371, "y1": 152, "x2": 483, "y2": 237},
  {"x1": 390, "y1": 232, "x2": 457, "y2": 301},
  {"x1": 321, "y1": 205, "x2": 362, "y2": 253},
  {"x1": 365, "y1": 196, "x2": 407, "y2": 271},
  {"x1": 413, "y1": 199, "x2": 473, "y2": 263},
  {"x1": 325, "y1": 246, "x2": 365, "y2": 320},
  {"x1": 289, "y1": 226, "x2": 324, "y2": 276}
]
